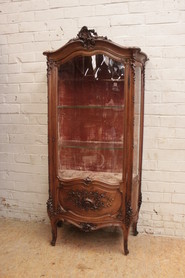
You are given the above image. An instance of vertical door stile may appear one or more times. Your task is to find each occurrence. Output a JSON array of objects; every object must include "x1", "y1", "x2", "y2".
[
  {"x1": 122, "y1": 59, "x2": 129, "y2": 202},
  {"x1": 139, "y1": 65, "x2": 145, "y2": 200},
  {"x1": 51, "y1": 63, "x2": 58, "y2": 209},
  {"x1": 127, "y1": 58, "x2": 135, "y2": 203}
]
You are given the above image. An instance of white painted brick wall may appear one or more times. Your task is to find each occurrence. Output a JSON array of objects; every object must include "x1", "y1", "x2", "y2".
[{"x1": 0, "y1": 0, "x2": 185, "y2": 238}]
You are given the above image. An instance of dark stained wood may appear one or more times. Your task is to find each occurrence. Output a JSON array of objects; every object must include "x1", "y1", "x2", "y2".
[{"x1": 44, "y1": 26, "x2": 148, "y2": 255}]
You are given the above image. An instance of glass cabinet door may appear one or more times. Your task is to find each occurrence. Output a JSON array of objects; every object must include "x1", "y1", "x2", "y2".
[{"x1": 57, "y1": 55, "x2": 125, "y2": 183}]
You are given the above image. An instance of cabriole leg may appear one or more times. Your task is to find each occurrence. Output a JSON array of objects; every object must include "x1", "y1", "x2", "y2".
[
  {"x1": 51, "y1": 220, "x2": 57, "y2": 246},
  {"x1": 122, "y1": 225, "x2": 129, "y2": 255},
  {"x1": 132, "y1": 221, "x2": 138, "y2": 236}
]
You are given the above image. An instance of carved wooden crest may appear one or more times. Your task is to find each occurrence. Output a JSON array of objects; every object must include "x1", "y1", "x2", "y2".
[{"x1": 76, "y1": 26, "x2": 107, "y2": 49}]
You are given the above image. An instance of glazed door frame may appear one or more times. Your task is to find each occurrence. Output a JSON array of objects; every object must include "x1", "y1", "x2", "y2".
[{"x1": 47, "y1": 53, "x2": 134, "y2": 212}]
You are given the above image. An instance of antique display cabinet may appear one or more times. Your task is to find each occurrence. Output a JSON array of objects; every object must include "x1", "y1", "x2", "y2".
[{"x1": 43, "y1": 26, "x2": 148, "y2": 255}]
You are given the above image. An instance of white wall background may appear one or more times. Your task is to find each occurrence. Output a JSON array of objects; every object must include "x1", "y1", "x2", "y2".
[{"x1": 0, "y1": 0, "x2": 185, "y2": 238}]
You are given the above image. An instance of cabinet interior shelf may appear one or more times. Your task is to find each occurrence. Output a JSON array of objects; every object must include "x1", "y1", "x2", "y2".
[
  {"x1": 57, "y1": 105, "x2": 124, "y2": 110},
  {"x1": 59, "y1": 140, "x2": 123, "y2": 150},
  {"x1": 59, "y1": 145, "x2": 123, "y2": 150},
  {"x1": 60, "y1": 79, "x2": 124, "y2": 82}
]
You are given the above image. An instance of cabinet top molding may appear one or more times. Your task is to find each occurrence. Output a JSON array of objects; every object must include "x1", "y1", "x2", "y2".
[{"x1": 43, "y1": 26, "x2": 148, "y2": 64}]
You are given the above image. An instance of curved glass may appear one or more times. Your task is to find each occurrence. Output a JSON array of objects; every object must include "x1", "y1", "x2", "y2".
[
  {"x1": 57, "y1": 55, "x2": 125, "y2": 183},
  {"x1": 133, "y1": 66, "x2": 141, "y2": 178}
]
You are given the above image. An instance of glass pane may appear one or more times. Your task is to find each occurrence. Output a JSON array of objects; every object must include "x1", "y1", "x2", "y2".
[
  {"x1": 58, "y1": 55, "x2": 125, "y2": 183},
  {"x1": 133, "y1": 66, "x2": 141, "y2": 178}
]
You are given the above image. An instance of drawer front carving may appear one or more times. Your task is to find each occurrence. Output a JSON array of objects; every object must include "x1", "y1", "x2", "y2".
[
  {"x1": 67, "y1": 190, "x2": 113, "y2": 211},
  {"x1": 58, "y1": 180, "x2": 122, "y2": 218}
]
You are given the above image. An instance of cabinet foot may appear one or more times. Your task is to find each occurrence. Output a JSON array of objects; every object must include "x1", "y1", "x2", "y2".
[
  {"x1": 122, "y1": 225, "x2": 129, "y2": 255},
  {"x1": 51, "y1": 220, "x2": 57, "y2": 246},
  {"x1": 51, "y1": 238, "x2": 56, "y2": 246},
  {"x1": 57, "y1": 221, "x2": 63, "y2": 228},
  {"x1": 124, "y1": 241, "x2": 129, "y2": 256},
  {"x1": 132, "y1": 222, "x2": 139, "y2": 236}
]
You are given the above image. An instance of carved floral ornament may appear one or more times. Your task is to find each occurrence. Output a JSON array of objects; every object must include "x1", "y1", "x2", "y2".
[
  {"x1": 83, "y1": 176, "x2": 92, "y2": 185},
  {"x1": 116, "y1": 201, "x2": 133, "y2": 227},
  {"x1": 80, "y1": 222, "x2": 97, "y2": 232},
  {"x1": 65, "y1": 26, "x2": 111, "y2": 48},
  {"x1": 138, "y1": 192, "x2": 142, "y2": 210},
  {"x1": 47, "y1": 191, "x2": 132, "y2": 225},
  {"x1": 47, "y1": 194, "x2": 64, "y2": 217},
  {"x1": 46, "y1": 59, "x2": 59, "y2": 77},
  {"x1": 125, "y1": 201, "x2": 133, "y2": 228},
  {"x1": 131, "y1": 58, "x2": 136, "y2": 82},
  {"x1": 75, "y1": 26, "x2": 108, "y2": 49},
  {"x1": 67, "y1": 190, "x2": 113, "y2": 211}
]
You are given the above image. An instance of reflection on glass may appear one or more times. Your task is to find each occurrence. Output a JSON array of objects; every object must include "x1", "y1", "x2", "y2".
[
  {"x1": 133, "y1": 66, "x2": 141, "y2": 178},
  {"x1": 57, "y1": 55, "x2": 125, "y2": 183}
]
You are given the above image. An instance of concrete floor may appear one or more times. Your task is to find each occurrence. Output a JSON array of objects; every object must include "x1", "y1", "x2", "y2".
[{"x1": 0, "y1": 218, "x2": 185, "y2": 278}]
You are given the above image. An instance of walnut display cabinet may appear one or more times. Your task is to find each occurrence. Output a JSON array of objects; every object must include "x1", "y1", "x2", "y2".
[{"x1": 43, "y1": 26, "x2": 148, "y2": 255}]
